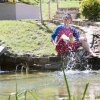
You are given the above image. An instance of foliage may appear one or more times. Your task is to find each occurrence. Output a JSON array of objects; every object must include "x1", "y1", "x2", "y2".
[
  {"x1": 62, "y1": 65, "x2": 89, "y2": 100},
  {"x1": 8, "y1": 81, "x2": 39, "y2": 100},
  {"x1": 62, "y1": 66, "x2": 72, "y2": 100},
  {"x1": 19, "y1": 0, "x2": 39, "y2": 5},
  {"x1": 82, "y1": 83, "x2": 89, "y2": 100},
  {"x1": 8, "y1": 90, "x2": 39, "y2": 100},
  {"x1": 80, "y1": 0, "x2": 100, "y2": 21}
]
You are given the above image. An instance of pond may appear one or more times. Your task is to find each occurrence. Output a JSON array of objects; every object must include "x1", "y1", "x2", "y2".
[{"x1": 0, "y1": 70, "x2": 100, "y2": 100}]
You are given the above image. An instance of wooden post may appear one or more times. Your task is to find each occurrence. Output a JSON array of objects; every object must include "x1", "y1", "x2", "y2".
[
  {"x1": 57, "y1": 0, "x2": 59, "y2": 10},
  {"x1": 40, "y1": 0, "x2": 43, "y2": 24},
  {"x1": 48, "y1": 0, "x2": 51, "y2": 19}
]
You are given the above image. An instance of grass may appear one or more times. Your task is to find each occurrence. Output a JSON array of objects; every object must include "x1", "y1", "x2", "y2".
[
  {"x1": 42, "y1": 1, "x2": 80, "y2": 20},
  {"x1": 0, "y1": 20, "x2": 57, "y2": 55},
  {"x1": 8, "y1": 90, "x2": 39, "y2": 100},
  {"x1": 62, "y1": 65, "x2": 89, "y2": 100}
]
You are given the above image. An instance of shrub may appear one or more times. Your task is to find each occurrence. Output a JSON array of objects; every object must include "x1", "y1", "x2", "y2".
[
  {"x1": 80, "y1": 0, "x2": 100, "y2": 21},
  {"x1": 19, "y1": 0, "x2": 39, "y2": 5}
]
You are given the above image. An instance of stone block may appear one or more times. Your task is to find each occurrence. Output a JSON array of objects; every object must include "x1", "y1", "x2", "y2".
[
  {"x1": 45, "y1": 62, "x2": 62, "y2": 70},
  {"x1": 39, "y1": 57, "x2": 49, "y2": 64},
  {"x1": 0, "y1": 45, "x2": 7, "y2": 56},
  {"x1": 49, "y1": 56, "x2": 62, "y2": 62}
]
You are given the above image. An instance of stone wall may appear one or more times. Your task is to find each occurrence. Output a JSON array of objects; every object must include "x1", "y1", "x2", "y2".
[
  {"x1": 0, "y1": 3, "x2": 16, "y2": 20},
  {"x1": 0, "y1": 47, "x2": 100, "y2": 71},
  {"x1": 0, "y1": 3, "x2": 40, "y2": 20},
  {"x1": 53, "y1": 7, "x2": 79, "y2": 22},
  {"x1": 0, "y1": 53, "x2": 62, "y2": 71}
]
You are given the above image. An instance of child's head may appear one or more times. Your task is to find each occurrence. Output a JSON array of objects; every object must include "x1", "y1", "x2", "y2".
[{"x1": 63, "y1": 13, "x2": 72, "y2": 24}]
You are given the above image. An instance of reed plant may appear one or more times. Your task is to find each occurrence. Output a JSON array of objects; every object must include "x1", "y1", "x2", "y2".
[
  {"x1": 8, "y1": 90, "x2": 39, "y2": 100},
  {"x1": 62, "y1": 65, "x2": 89, "y2": 100},
  {"x1": 8, "y1": 83, "x2": 39, "y2": 100}
]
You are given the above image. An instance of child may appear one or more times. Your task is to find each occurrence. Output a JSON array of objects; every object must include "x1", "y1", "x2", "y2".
[{"x1": 51, "y1": 13, "x2": 98, "y2": 57}]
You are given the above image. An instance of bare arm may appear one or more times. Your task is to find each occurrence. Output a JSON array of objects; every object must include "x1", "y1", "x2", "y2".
[{"x1": 52, "y1": 40, "x2": 57, "y2": 46}]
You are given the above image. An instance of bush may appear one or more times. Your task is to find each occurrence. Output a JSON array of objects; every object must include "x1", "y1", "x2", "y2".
[
  {"x1": 19, "y1": 0, "x2": 39, "y2": 5},
  {"x1": 80, "y1": 0, "x2": 100, "y2": 21}
]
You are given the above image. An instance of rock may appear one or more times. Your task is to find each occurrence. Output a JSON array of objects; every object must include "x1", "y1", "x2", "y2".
[{"x1": 0, "y1": 45, "x2": 6, "y2": 56}]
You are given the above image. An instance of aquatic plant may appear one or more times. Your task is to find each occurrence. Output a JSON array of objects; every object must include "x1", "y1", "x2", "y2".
[
  {"x1": 62, "y1": 65, "x2": 89, "y2": 100},
  {"x1": 62, "y1": 66, "x2": 72, "y2": 100},
  {"x1": 8, "y1": 82, "x2": 39, "y2": 100},
  {"x1": 15, "y1": 82, "x2": 18, "y2": 100},
  {"x1": 8, "y1": 90, "x2": 39, "y2": 100},
  {"x1": 82, "y1": 83, "x2": 89, "y2": 100}
]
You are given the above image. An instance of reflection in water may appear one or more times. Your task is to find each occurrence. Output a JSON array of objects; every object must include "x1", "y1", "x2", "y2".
[
  {"x1": 89, "y1": 84, "x2": 100, "y2": 100},
  {"x1": 0, "y1": 70, "x2": 100, "y2": 100}
]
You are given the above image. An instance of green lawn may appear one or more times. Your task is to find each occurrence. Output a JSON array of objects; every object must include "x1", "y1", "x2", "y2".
[
  {"x1": 0, "y1": 20, "x2": 57, "y2": 55},
  {"x1": 42, "y1": 1, "x2": 80, "y2": 20}
]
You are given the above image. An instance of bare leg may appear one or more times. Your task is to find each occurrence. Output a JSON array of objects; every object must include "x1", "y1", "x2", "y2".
[{"x1": 79, "y1": 37, "x2": 97, "y2": 56}]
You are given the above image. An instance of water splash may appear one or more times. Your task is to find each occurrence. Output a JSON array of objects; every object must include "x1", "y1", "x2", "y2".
[
  {"x1": 62, "y1": 49, "x2": 90, "y2": 71},
  {"x1": 15, "y1": 62, "x2": 29, "y2": 73}
]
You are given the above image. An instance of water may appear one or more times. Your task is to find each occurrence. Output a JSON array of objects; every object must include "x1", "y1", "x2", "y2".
[
  {"x1": 0, "y1": 47, "x2": 98, "y2": 100},
  {"x1": 0, "y1": 70, "x2": 100, "y2": 100},
  {"x1": 0, "y1": 48, "x2": 98, "y2": 100},
  {"x1": 62, "y1": 49, "x2": 89, "y2": 71}
]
